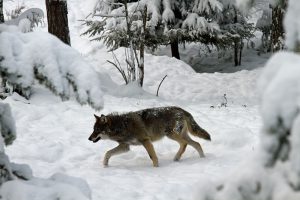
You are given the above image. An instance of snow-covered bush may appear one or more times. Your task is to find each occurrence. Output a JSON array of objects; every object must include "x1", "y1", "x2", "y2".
[
  {"x1": 5, "y1": 8, "x2": 44, "y2": 32},
  {"x1": 0, "y1": 24, "x2": 104, "y2": 110},
  {"x1": 0, "y1": 103, "x2": 92, "y2": 199},
  {"x1": 0, "y1": 174, "x2": 91, "y2": 200}
]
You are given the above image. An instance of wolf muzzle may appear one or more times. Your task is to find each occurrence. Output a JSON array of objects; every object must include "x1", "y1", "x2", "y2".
[{"x1": 89, "y1": 134, "x2": 101, "y2": 143}]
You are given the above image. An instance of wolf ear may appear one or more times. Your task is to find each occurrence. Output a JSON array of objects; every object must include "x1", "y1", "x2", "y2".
[
  {"x1": 100, "y1": 114, "x2": 108, "y2": 123},
  {"x1": 94, "y1": 114, "x2": 100, "y2": 121}
]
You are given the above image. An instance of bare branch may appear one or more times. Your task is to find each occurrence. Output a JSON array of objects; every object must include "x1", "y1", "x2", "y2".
[
  {"x1": 156, "y1": 75, "x2": 167, "y2": 97},
  {"x1": 107, "y1": 60, "x2": 128, "y2": 84},
  {"x1": 133, "y1": 48, "x2": 140, "y2": 67}
]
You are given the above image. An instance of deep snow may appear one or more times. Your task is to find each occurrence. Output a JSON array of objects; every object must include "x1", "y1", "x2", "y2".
[{"x1": 2, "y1": 0, "x2": 266, "y2": 199}]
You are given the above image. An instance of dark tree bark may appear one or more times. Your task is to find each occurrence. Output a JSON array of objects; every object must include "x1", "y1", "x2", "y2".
[
  {"x1": 170, "y1": 6, "x2": 181, "y2": 60},
  {"x1": 138, "y1": 5, "x2": 147, "y2": 87},
  {"x1": 0, "y1": 0, "x2": 4, "y2": 23},
  {"x1": 271, "y1": 0, "x2": 287, "y2": 52},
  {"x1": 233, "y1": 7, "x2": 242, "y2": 66},
  {"x1": 171, "y1": 40, "x2": 180, "y2": 60},
  {"x1": 45, "y1": 0, "x2": 71, "y2": 45}
]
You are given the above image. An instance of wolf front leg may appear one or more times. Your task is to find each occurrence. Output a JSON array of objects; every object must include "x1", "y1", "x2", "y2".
[
  {"x1": 141, "y1": 139, "x2": 159, "y2": 167},
  {"x1": 103, "y1": 143, "x2": 130, "y2": 167}
]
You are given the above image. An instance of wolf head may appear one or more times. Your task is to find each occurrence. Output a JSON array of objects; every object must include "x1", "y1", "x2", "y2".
[{"x1": 88, "y1": 114, "x2": 111, "y2": 143}]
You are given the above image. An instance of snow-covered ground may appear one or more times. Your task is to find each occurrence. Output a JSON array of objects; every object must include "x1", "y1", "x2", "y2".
[
  {"x1": 2, "y1": 0, "x2": 267, "y2": 199},
  {"x1": 4, "y1": 88, "x2": 262, "y2": 200}
]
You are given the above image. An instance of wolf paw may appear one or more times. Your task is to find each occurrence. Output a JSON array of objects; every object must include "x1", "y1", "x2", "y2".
[
  {"x1": 153, "y1": 162, "x2": 159, "y2": 167},
  {"x1": 173, "y1": 157, "x2": 180, "y2": 162}
]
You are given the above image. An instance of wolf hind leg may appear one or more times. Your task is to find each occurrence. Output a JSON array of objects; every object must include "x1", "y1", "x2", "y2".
[
  {"x1": 184, "y1": 134, "x2": 205, "y2": 158},
  {"x1": 141, "y1": 139, "x2": 159, "y2": 167},
  {"x1": 103, "y1": 143, "x2": 130, "y2": 167},
  {"x1": 167, "y1": 132, "x2": 188, "y2": 161}
]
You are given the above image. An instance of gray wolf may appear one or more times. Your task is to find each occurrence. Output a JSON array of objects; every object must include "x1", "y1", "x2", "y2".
[{"x1": 88, "y1": 106, "x2": 211, "y2": 167}]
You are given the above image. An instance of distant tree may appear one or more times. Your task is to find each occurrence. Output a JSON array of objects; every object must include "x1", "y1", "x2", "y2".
[
  {"x1": 45, "y1": 0, "x2": 71, "y2": 45},
  {"x1": 218, "y1": 0, "x2": 255, "y2": 66},
  {"x1": 84, "y1": 0, "x2": 227, "y2": 60},
  {"x1": 250, "y1": 0, "x2": 287, "y2": 53},
  {"x1": 256, "y1": 3, "x2": 272, "y2": 53},
  {"x1": 161, "y1": 0, "x2": 225, "y2": 60},
  {"x1": 0, "y1": 0, "x2": 4, "y2": 23},
  {"x1": 270, "y1": 0, "x2": 287, "y2": 51}
]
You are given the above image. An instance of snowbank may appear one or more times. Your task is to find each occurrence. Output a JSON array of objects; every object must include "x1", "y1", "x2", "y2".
[
  {"x1": 0, "y1": 102, "x2": 92, "y2": 199},
  {"x1": 0, "y1": 24, "x2": 105, "y2": 110},
  {"x1": 0, "y1": 175, "x2": 91, "y2": 200},
  {"x1": 93, "y1": 47, "x2": 260, "y2": 106}
]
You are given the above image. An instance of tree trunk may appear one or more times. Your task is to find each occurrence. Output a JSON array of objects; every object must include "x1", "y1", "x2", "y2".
[
  {"x1": 234, "y1": 39, "x2": 239, "y2": 66},
  {"x1": 45, "y1": 0, "x2": 71, "y2": 45},
  {"x1": 271, "y1": 0, "x2": 287, "y2": 52},
  {"x1": 233, "y1": 7, "x2": 242, "y2": 66},
  {"x1": 171, "y1": 40, "x2": 180, "y2": 60},
  {"x1": 138, "y1": 6, "x2": 147, "y2": 87},
  {"x1": 0, "y1": 0, "x2": 4, "y2": 23}
]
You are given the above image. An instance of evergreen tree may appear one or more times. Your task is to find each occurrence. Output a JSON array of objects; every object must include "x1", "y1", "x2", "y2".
[
  {"x1": 0, "y1": 28, "x2": 104, "y2": 110},
  {"x1": 218, "y1": 1, "x2": 255, "y2": 66},
  {"x1": 45, "y1": 0, "x2": 71, "y2": 45},
  {"x1": 270, "y1": 0, "x2": 287, "y2": 51},
  {"x1": 256, "y1": 0, "x2": 287, "y2": 52},
  {"x1": 256, "y1": 3, "x2": 272, "y2": 53},
  {"x1": 84, "y1": 0, "x2": 227, "y2": 59}
]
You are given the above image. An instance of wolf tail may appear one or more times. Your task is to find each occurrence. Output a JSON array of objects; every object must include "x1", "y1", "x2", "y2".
[{"x1": 184, "y1": 111, "x2": 211, "y2": 141}]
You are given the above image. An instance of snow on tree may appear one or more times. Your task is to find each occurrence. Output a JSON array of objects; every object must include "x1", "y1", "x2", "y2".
[
  {"x1": 84, "y1": 0, "x2": 227, "y2": 52},
  {"x1": 270, "y1": 0, "x2": 287, "y2": 52},
  {"x1": 5, "y1": 8, "x2": 44, "y2": 32},
  {"x1": 255, "y1": 0, "x2": 287, "y2": 53},
  {"x1": 256, "y1": 2, "x2": 272, "y2": 53},
  {"x1": 84, "y1": 0, "x2": 235, "y2": 86},
  {"x1": 0, "y1": 24, "x2": 104, "y2": 110},
  {"x1": 218, "y1": 0, "x2": 255, "y2": 66}
]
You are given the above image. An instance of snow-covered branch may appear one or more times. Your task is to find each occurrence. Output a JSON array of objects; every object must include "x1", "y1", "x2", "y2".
[{"x1": 0, "y1": 25, "x2": 104, "y2": 110}]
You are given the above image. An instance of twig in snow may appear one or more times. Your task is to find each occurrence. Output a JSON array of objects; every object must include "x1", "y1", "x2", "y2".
[{"x1": 156, "y1": 75, "x2": 167, "y2": 97}]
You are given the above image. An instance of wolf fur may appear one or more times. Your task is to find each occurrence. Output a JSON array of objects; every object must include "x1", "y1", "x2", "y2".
[{"x1": 88, "y1": 106, "x2": 211, "y2": 167}]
